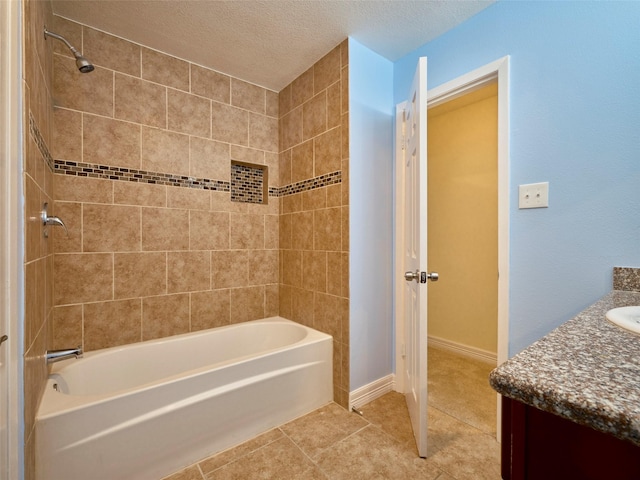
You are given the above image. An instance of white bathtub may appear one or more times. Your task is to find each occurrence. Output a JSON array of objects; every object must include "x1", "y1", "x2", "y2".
[{"x1": 35, "y1": 317, "x2": 333, "y2": 480}]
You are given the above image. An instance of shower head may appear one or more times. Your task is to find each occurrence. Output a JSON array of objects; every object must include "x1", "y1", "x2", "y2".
[{"x1": 44, "y1": 28, "x2": 95, "y2": 73}]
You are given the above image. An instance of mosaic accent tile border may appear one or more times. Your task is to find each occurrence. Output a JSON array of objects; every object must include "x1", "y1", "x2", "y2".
[
  {"x1": 29, "y1": 113, "x2": 54, "y2": 172},
  {"x1": 278, "y1": 171, "x2": 342, "y2": 197},
  {"x1": 231, "y1": 163, "x2": 265, "y2": 204},
  {"x1": 613, "y1": 267, "x2": 640, "y2": 292},
  {"x1": 54, "y1": 160, "x2": 231, "y2": 191},
  {"x1": 53, "y1": 160, "x2": 341, "y2": 197}
]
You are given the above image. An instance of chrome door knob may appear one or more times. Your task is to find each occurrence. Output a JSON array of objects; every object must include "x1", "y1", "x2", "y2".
[
  {"x1": 426, "y1": 272, "x2": 439, "y2": 282},
  {"x1": 404, "y1": 270, "x2": 420, "y2": 282}
]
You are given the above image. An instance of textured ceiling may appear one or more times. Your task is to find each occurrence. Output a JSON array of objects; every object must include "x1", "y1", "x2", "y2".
[{"x1": 51, "y1": 0, "x2": 495, "y2": 91}]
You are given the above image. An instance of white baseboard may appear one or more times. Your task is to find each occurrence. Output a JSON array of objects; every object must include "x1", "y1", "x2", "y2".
[
  {"x1": 349, "y1": 374, "x2": 395, "y2": 410},
  {"x1": 428, "y1": 335, "x2": 497, "y2": 366}
]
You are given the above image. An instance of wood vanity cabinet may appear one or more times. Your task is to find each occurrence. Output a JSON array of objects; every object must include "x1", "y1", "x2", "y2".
[{"x1": 501, "y1": 396, "x2": 640, "y2": 480}]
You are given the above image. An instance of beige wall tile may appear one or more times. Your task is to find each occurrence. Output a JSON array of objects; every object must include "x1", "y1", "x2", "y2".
[
  {"x1": 83, "y1": 114, "x2": 141, "y2": 169},
  {"x1": 52, "y1": 16, "x2": 81, "y2": 58},
  {"x1": 230, "y1": 213, "x2": 264, "y2": 249},
  {"x1": 248, "y1": 250, "x2": 278, "y2": 286},
  {"x1": 84, "y1": 299, "x2": 142, "y2": 350},
  {"x1": 167, "y1": 186, "x2": 210, "y2": 210},
  {"x1": 314, "y1": 293, "x2": 341, "y2": 340},
  {"x1": 141, "y1": 47, "x2": 189, "y2": 92},
  {"x1": 114, "y1": 252, "x2": 167, "y2": 299},
  {"x1": 341, "y1": 67, "x2": 349, "y2": 115},
  {"x1": 212, "y1": 250, "x2": 247, "y2": 289},
  {"x1": 266, "y1": 90, "x2": 278, "y2": 118},
  {"x1": 292, "y1": 211, "x2": 313, "y2": 251},
  {"x1": 265, "y1": 214, "x2": 279, "y2": 249},
  {"x1": 230, "y1": 286, "x2": 264, "y2": 323},
  {"x1": 302, "y1": 92, "x2": 326, "y2": 141},
  {"x1": 52, "y1": 201, "x2": 81, "y2": 253},
  {"x1": 212, "y1": 191, "x2": 245, "y2": 213},
  {"x1": 53, "y1": 55, "x2": 113, "y2": 117},
  {"x1": 278, "y1": 284, "x2": 292, "y2": 319},
  {"x1": 211, "y1": 102, "x2": 248, "y2": 146},
  {"x1": 314, "y1": 207, "x2": 341, "y2": 252},
  {"x1": 168, "y1": 88, "x2": 211, "y2": 137},
  {"x1": 115, "y1": 74, "x2": 166, "y2": 128},
  {"x1": 141, "y1": 207, "x2": 189, "y2": 251},
  {"x1": 189, "y1": 137, "x2": 230, "y2": 181},
  {"x1": 342, "y1": 252, "x2": 349, "y2": 298},
  {"x1": 282, "y1": 192, "x2": 302, "y2": 214},
  {"x1": 314, "y1": 127, "x2": 341, "y2": 176},
  {"x1": 291, "y1": 287, "x2": 314, "y2": 327},
  {"x1": 327, "y1": 251, "x2": 342, "y2": 296},
  {"x1": 291, "y1": 140, "x2": 313, "y2": 183},
  {"x1": 52, "y1": 107, "x2": 81, "y2": 161},
  {"x1": 265, "y1": 284, "x2": 279, "y2": 317},
  {"x1": 279, "y1": 150, "x2": 292, "y2": 186},
  {"x1": 191, "y1": 65, "x2": 230, "y2": 103},
  {"x1": 54, "y1": 175, "x2": 113, "y2": 203},
  {"x1": 292, "y1": 67, "x2": 314, "y2": 108},
  {"x1": 327, "y1": 82, "x2": 341, "y2": 130},
  {"x1": 24, "y1": 176, "x2": 41, "y2": 263},
  {"x1": 231, "y1": 79, "x2": 265, "y2": 114},
  {"x1": 168, "y1": 251, "x2": 210, "y2": 293},
  {"x1": 230, "y1": 145, "x2": 264, "y2": 165},
  {"x1": 54, "y1": 253, "x2": 113, "y2": 305},
  {"x1": 326, "y1": 184, "x2": 341, "y2": 208},
  {"x1": 114, "y1": 181, "x2": 166, "y2": 207},
  {"x1": 279, "y1": 107, "x2": 302, "y2": 151},
  {"x1": 191, "y1": 289, "x2": 231, "y2": 330},
  {"x1": 279, "y1": 214, "x2": 292, "y2": 250},
  {"x1": 303, "y1": 250, "x2": 326, "y2": 293},
  {"x1": 314, "y1": 45, "x2": 341, "y2": 94},
  {"x1": 265, "y1": 152, "x2": 279, "y2": 188},
  {"x1": 52, "y1": 305, "x2": 82, "y2": 350},
  {"x1": 282, "y1": 250, "x2": 301, "y2": 287},
  {"x1": 279, "y1": 84, "x2": 292, "y2": 117},
  {"x1": 249, "y1": 113, "x2": 278, "y2": 152},
  {"x1": 302, "y1": 187, "x2": 326, "y2": 211},
  {"x1": 141, "y1": 127, "x2": 189, "y2": 176},
  {"x1": 24, "y1": 262, "x2": 39, "y2": 351},
  {"x1": 83, "y1": 27, "x2": 141, "y2": 76},
  {"x1": 83, "y1": 204, "x2": 141, "y2": 252},
  {"x1": 190, "y1": 211, "x2": 230, "y2": 250},
  {"x1": 340, "y1": 39, "x2": 349, "y2": 68},
  {"x1": 342, "y1": 205, "x2": 349, "y2": 252},
  {"x1": 142, "y1": 293, "x2": 190, "y2": 340}
]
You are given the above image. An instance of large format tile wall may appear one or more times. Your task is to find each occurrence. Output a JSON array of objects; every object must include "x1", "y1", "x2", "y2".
[
  {"x1": 22, "y1": 0, "x2": 55, "y2": 477},
  {"x1": 51, "y1": 16, "x2": 280, "y2": 351},
  {"x1": 278, "y1": 43, "x2": 350, "y2": 407}
]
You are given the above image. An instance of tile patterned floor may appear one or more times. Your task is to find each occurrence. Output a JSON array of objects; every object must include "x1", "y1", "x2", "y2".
[{"x1": 163, "y1": 348, "x2": 500, "y2": 480}]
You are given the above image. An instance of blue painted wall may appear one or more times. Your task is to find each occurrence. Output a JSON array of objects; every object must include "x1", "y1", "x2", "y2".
[
  {"x1": 348, "y1": 38, "x2": 395, "y2": 389},
  {"x1": 394, "y1": 1, "x2": 640, "y2": 355}
]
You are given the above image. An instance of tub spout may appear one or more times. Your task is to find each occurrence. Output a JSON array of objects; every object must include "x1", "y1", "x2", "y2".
[{"x1": 46, "y1": 346, "x2": 83, "y2": 364}]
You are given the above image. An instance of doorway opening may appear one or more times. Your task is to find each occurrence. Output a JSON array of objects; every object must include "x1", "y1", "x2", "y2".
[
  {"x1": 394, "y1": 56, "x2": 510, "y2": 447},
  {"x1": 427, "y1": 82, "x2": 499, "y2": 438}
]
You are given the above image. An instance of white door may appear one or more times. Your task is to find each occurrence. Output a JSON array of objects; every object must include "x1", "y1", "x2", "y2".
[{"x1": 401, "y1": 56, "x2": 429, "y2": 457}]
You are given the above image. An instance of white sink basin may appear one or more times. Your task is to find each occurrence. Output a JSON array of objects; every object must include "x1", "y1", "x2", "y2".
[{"x1": 606, "y1": 306, "x2": 640, "y2": 334}]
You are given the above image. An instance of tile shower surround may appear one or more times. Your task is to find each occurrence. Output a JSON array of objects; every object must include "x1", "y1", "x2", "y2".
[{"x1": 51, "y1": 16, "x2": 349, "y2": 406}]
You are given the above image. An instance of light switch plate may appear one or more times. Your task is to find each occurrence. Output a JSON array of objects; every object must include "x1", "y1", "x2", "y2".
[{"x1": 519, "y1": 182, "x2": 549, "y2": 209}]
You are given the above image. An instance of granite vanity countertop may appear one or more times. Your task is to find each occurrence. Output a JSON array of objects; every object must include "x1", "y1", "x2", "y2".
[{"x1": 489, "y1": 290, "x2": 640, "y2": 446}]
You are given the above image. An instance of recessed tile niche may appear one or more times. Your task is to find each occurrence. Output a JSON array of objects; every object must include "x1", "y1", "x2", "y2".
[{"x1": 230, "y1": 161, "x2": 268, "y2": 204}]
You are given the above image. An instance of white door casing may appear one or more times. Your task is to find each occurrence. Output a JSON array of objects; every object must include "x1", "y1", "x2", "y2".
[
  {"x1": 0, "y1": 0, "x2": 24, "y2": 478},
  {"x1": 400, "y1": 56, "x2": 428, "y2": 458}
]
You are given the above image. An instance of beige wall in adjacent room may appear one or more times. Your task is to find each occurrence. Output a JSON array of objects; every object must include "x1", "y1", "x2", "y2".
[{"x1": 427, "y1": 84, "x2": 498, "y2": 354}]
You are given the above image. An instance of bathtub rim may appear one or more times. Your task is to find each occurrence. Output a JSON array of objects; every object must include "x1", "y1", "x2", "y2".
[{"x1": 38, "y1": 317, "x2": 332, "y2": 419}]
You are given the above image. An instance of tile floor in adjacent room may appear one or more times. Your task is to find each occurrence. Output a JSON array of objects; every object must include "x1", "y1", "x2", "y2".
[{"x1": 163, "y1": 347, "x2": 500, "y2": 480}]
